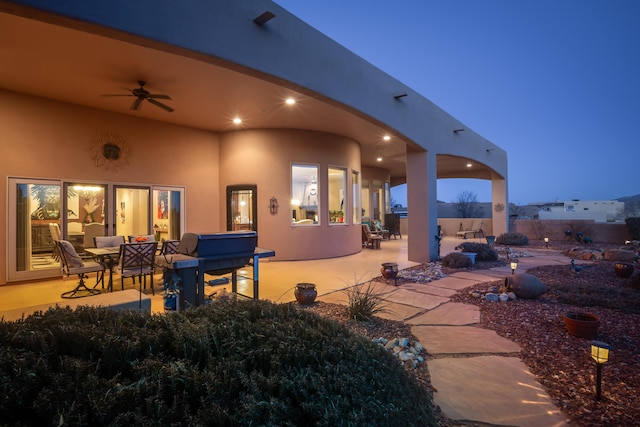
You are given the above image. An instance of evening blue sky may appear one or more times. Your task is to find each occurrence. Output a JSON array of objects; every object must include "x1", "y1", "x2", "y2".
[{"x1": 275, "y1": 1, "x2": 640, "y2": 206}]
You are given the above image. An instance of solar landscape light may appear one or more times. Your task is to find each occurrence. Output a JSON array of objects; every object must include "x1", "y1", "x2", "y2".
[
  {"x1": 591, "y1": 341, "x2": 613, "y2": 401},
  {"x1": 544, "y1": 237, "x2": 549, "y2": 249},
  {"x1": 510, "y1": 261, "x2": 518, "y2": 275}
]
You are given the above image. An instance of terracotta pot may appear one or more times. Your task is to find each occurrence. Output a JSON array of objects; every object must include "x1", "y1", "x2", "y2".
[
  {"x1": 563, "y1": 312, "x2": 600, "y2": 338},
  {"x1": 294, "y1": 283, "x2": 317, "y2": 305},
  {"x1": 381, "y1": 262, "x2": 398, "y2": 279},
  {"x1": 614, "y1": 262, "x2": 634, "y2": 278}
]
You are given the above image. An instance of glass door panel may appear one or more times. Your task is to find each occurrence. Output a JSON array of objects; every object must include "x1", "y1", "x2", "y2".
[
  {"x1": 115, "y1": 186, "x2": 150, "y2": 241},
  {"x1": 152, "y1": 188, "x2": 184, "y2": 241},
  {"x1": 64, "y1": 183, "x2": 107, "y2": 253},
  {"x1": 227, "y1": 185, "x2": 257, "y2": 232},
  {"x1": 7, "y1": 178, "x2": 62, "y2": 281}
]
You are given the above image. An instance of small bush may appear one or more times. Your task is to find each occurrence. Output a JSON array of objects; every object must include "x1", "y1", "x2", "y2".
[
  {"x1": 442, "y1": 252, "x2": 473, "y2": 268},
  {"x1": 496, "y1": 232, "x2": 529, "y2": 246},
  {"x1": 454, "y1": 242, "x2": 498, "y2": 261},
  {"x1": 0, "y1": 301, "x2": 435, "y2": 426},
  {"x1": 343, "y1": 281, "x2": 390, "y2": 321}
]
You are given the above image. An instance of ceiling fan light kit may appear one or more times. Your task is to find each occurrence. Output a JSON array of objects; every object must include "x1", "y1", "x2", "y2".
[{"x1": 101, "y1": 80, "x2": 174, "y2": 112}]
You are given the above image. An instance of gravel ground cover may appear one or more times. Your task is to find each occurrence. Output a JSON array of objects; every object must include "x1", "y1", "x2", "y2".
[{"x1": 303, "y1": 241, "x2": 639, "y2": 426}]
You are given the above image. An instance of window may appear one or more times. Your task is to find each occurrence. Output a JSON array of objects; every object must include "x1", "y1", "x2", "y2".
[
  {"x1": 352, "y1": 170, "x2": 361, "y2": 224},
  {"x1": 328, "y1": 167, "x2": 347, "y2": 224},
  {"x1": 291, "y1": 164, "x2": 319, "y2": 225}
]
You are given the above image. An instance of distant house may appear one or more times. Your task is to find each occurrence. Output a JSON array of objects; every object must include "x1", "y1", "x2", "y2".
[{"x1": 537, "y1": 200, "x2": 625, "y2": 223}]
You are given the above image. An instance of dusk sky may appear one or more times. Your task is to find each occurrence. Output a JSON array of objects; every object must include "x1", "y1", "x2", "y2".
[{"x1": 275, "y1": 1, "x2": 639, "y2": 206}]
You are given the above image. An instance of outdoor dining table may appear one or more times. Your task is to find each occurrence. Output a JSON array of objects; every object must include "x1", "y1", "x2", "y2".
[{"x1": 85, "y1": 246, "x2": 120, "y2": 292}]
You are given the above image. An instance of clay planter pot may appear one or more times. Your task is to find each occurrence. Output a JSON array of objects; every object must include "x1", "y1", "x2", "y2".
[
  {"x1": 381, "y1": 262, "x2": 399, "y2": 279},
  {"x1": 614, "y1": 262, "x2": 634, "y2": 278},
  {"x1": 563, "y1": 312, "x2": 600, "y2": 338},
  {"x1": 294, "y1": 283, "x2": 317, "y2": 305}
]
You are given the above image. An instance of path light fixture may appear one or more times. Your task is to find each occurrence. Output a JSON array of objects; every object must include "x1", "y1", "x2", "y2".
[
  {"x1": 510, "y1": 261, "x2": 518, "y2": 275},
  {"x1": 544, "y1": 237, "x2": 549, "y2": 249},
  {"x1": 591, "y1": 341, "x2": 613, "y2": 401}
]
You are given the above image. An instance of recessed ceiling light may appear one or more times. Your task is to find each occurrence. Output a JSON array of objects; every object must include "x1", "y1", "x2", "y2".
[
  {"x1": 285, "y1": 97, "x2": 296, "y2": 105},
  {"x1": 466, "y1": 163, "x2": 472, "y2": 168},
  {"x1": 383, "y1": 135, "x2": 391, "y2": 141},
  {"x1": 376, "y1": 157, "x2": 383, "y2": 162},
  {"x1": 233, "y1": 117, "x2": 242, "y2": 124}
]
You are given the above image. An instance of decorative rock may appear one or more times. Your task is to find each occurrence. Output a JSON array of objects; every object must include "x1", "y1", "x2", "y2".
[
  {"x1": 471, "y1": 291, "x2": 482, "y2": 298},
  {"x1": 485, "y1": 293, "x2": 500, "y2": 302},
  {"x1": 505, "y1": 273, "x2": 547, "y2": 299},
  {"x1": 499, "y1": 293, "x2": 509, "y2": 302},
  {"x1": 507, "y1": 292, "x2": 517, "y2": 300}
]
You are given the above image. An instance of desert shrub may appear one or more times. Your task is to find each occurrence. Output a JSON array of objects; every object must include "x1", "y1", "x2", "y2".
[
  {"x1": 626, "y1": 217, "x2": 640, "y2": 240},
  {"x1": 454, "y1": 242, "x2": 498, "y2": 261},
  {"x1": 343, "y1": 281, "x2": 390, "y2": 321},
  {"x1": 442, "y1": 252, "x2": 473, "y2": 268},
  {"x1": 496, "y1": 232, "x2": 529, "y2": 246},
  {"x1": 0, "y1": 301, "x2": 435, "y2": 426}
]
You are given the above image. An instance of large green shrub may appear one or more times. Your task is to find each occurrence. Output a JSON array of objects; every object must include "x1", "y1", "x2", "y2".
[
  {"x1": 626, "y1": 217, "x2": 640, "y2": 240},
  {"x1": 454, "y1": 242, "x2": 498, "y2": 261},
  {"x1": 495, "y1": 232, "x2": 529, "y2": 246},
  {"x1": 441, "y1": 252, "x2": 473, "y2": 268},
  {"x1": 0, "y1": 301, "x2": 435, "y2": 426}
]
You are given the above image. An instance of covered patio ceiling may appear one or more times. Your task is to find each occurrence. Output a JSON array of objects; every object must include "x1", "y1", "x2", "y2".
[{"x1": 0, "y1": 5, "x2": 491, "y2": 183}]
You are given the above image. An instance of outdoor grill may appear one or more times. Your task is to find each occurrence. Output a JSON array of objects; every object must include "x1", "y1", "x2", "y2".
[{"x1": 177, "y1": 231, "x2": 257, "y2": 276}]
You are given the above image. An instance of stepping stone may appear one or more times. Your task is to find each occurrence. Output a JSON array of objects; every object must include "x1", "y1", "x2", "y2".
[
  {"x1": 407, "y1": 302, "x2": 479, "y2": 326},
  {"x1": 412, "y1": 325, "x2": 520, "y2": 355},
  {"x1": 384, "y1": 288, "x2": 449, "y2": 310},
  {"x1": 429, "y1": 356, "x2": 568, "y2": 426}
]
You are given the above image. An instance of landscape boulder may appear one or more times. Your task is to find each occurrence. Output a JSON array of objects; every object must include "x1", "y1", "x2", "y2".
[
  {"x1": 505, "y1": 273, "x2": 547, "y2": 299},
  {"x1": 604, "y1": 249, "x2": 637, "y2": 262}
]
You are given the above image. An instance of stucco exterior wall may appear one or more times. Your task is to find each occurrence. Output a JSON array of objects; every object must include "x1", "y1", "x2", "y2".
[
  {"x1": 0, "y1": 89, "x2": 221, "y2": 284},
  {"x1": 220, "y1": 129, "x2": 362, "y2": 260}
]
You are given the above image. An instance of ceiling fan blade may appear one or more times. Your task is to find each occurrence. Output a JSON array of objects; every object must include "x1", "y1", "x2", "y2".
[
  {"x1": 147, "y1": 98, "x2": 174, "y2": 113},
  {"x1": 101, "y1": 94, "x2": 134, "y2": 97},
  {"x1": 147, "y1": 94, "x2": 172, "y2": 100},
  {"x1": 131, "y1": 97, "x2": 144, "y2": 111}
]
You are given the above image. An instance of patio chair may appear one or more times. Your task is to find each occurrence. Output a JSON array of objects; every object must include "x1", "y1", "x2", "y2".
[
  {"x1": 55, "y1": 239, "x2": 104, "y2": 299},
  {"x1": 94, "y1": 235, "x2": 126, "y2": 248},
  {"x1": 362, "y1": 224, "x2": 382, "y2": 249},
  {"x1": 83, "y1": 222, "x2": 104, "y2": 250},
  {"x1": 160, "y1": 239, "x2": 180, "y2": 255},
  {"x1": 48, "y1": 223, "x2": 61, "y2": 261},
  {"x1": 117, "y1": 241, "x2": 158, "y2": 294}
]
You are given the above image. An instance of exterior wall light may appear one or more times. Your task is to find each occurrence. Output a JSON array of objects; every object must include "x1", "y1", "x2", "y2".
[
  {"x1": 510, "y1": 261, "x2": 518, "y2": 275},
  {"x1": 269, "y1": 197, "x2": 279, "y2": 215},
  {"x1": 591, "y1": 341, "x2": 613, "y2": 401}
]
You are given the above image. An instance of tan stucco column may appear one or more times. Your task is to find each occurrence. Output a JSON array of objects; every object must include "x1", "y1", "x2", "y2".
[
  {"x1": 491, "y1": 177, "x2": 508, "y2": 235},
  {"x1": 407, "y1": 150, "x2": 438, "y2": 262}
]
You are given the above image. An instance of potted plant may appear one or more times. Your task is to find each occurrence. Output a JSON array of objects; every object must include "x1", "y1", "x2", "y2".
[
  {"x1": 294, "y1": 283, "x2": 317, "y2": 305},
  {"x1": 563, "y1": 311, "x2": 600, "y2": 338},
  {"x1": 613, "y1": 262, "x2": 634, "y2": 278}
]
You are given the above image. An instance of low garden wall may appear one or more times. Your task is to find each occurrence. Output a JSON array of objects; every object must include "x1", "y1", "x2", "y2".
[{"x1": 513, "y1": 219, "x2": 630, "y2": 244}]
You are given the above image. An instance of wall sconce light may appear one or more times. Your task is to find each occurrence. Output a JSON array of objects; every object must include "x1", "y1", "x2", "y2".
[
  {"x1": 591, "y1": 341, "x2": 613, "y2": 401},
  {"x1": 393, "y1": 93, "x2": 408, "y2": 99},
  {"x1": 254, "y1": 11, "x2": 275, "y2": 25},
  {"x1": 269, "y1": 197, "x2": 279, "y2": 215},
  {"x1": 510, "y1": 261, "x2": 518, "y2": 275},
  {"x1": 544, "y1": 237, "x2": 549, "y2": 249},
  {"x1": 453, "y1": 128, "x2": 464, "y2": 133}
]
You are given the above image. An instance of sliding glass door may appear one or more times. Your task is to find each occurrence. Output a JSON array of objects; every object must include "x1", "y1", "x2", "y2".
[
  {"x1": 7, "y1": 178, "x2": 186, "y2": 282},
  {"x1": 7, "y1": 178, "x2": 62, "y2": 281}
]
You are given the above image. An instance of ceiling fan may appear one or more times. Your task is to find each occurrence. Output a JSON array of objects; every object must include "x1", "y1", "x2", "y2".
[{"x1": 101, "y1": 80, "x2": 174, "y2": 112}]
